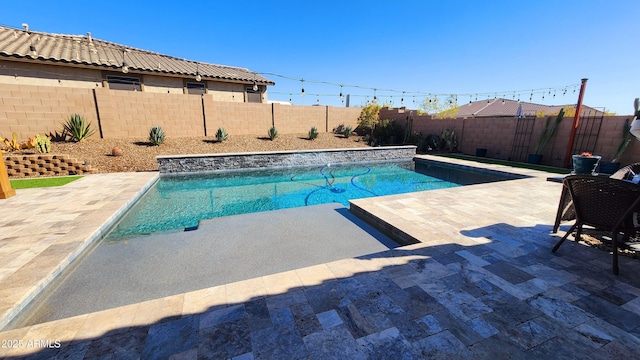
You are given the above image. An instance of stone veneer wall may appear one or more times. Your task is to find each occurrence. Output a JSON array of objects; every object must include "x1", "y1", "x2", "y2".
[
  {"x1": 4, "y1": 154, "x2": 96, "y2": 177},
  {"x1": 157, "y1": 146, "x2": 417, "y2": 174}
]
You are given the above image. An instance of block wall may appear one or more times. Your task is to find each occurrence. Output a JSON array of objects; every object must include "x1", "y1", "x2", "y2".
[
  {"x1": 379, "y1": 107, "x2": 640, "y2": 167},
  {"x1": 0, "y1": 83, "x2": 97, "y2": 139},
  {"x1": 273, "y1": 104, "x2": 326, "y2": 134},
  {"x1": 203, "y1": 99, "x2": 273, "y2": 136},
  {"x1": 94, "y1": 88, "x2": 204, "y2": 138},
  {"x1": 3, "y1": 154, "x2": 96, "y2": 177},
  {"x1": 327, "y1": 107, "x2": 361, "y2": 133}
]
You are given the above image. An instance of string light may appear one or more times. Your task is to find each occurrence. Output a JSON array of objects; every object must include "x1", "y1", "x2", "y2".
[
  {"x1": 121, "y1": 49, "x2": 129, "y2": 74},
  {"x1": 195, "y1": 63, "x2": 201, "y2": 82},
  {"x1": 255, "y1": 72, "x2": 580, "y2": 107}
]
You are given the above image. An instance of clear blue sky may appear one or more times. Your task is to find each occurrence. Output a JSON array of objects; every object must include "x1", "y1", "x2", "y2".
[{"x1": 2, "y1": 0, "x2": 639, "y2": 114}]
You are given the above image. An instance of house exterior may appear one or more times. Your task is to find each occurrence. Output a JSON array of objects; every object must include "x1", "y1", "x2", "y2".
[
  {"x1": 0, "y1": 24, "x2": 274, "y2": 102},
  {"x1": 444, "y1": 98, "x2": 603, "y2": 118}
]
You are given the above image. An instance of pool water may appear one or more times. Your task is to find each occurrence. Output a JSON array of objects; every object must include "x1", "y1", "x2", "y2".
[{"x1": 104, "y1": 161, "x2": 516, "y2": 241}]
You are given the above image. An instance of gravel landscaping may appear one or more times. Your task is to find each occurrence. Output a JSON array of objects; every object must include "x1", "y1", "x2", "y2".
[{"x1": 50, "y1": 132, "x2": 370, "y2": 173}]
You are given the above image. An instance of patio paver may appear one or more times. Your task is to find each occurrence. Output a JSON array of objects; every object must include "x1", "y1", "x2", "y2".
[{"x1": 1, "y1": 156, "x2": 639, "y2": 358}]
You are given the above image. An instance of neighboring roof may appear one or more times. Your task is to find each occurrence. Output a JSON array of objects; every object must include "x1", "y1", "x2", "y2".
[
  {"x1": 0, "y1": 25, "x2": 274, "y2": 85},
  {"x1": 448, "y1": 98, "x2": 603, "y2": 118}
]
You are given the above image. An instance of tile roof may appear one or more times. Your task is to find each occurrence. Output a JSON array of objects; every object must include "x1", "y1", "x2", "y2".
[
  {"x1": 0, "y1": 25, "x2": 274, "y2": 85},
  {"x1": 449, "y1": 98, "x2": 603, "y2": 118}
]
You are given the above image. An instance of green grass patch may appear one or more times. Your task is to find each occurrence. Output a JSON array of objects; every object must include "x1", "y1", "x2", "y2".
[
  {"x1": 434, "y1": 153, "x2": 572, "y2": 174},
  {"x1": 10, "y1": 176, "x2": 83, "y2": 189}
]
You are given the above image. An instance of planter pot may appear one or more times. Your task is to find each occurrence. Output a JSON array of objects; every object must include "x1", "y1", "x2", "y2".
[
  {"x1": 475, "y1": 148, "x2": 488, "y2": 157},
  {"x1": 598, "y1": 161, "x2": 621, "y2": 175},
  {"x1": 527, "y1": 154, "x2": 543, "y2": 164},
  {"x1": 572, "y1": 155, "x2": 601, "y2": 175}
]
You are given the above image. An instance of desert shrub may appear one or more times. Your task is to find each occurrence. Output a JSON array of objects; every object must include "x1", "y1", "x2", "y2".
[
  {"x1": 374, "y1": 119, "x2": 404, "y2": 145},
  {"x1": 344, "y1": 125, "x2": 353, "y2": 138},
  {"x1": 149, "y1": 126, "x2": 165, "y2": 146},
  {"x1": 268, "y1": 126, "x2": 278, "y2": 140},
  {"x1": 216, "y1": 127, "x2": 228, "y2": 142},
  {"x1": 308, "y1": 126, "x2": 318, "y2": 140}
]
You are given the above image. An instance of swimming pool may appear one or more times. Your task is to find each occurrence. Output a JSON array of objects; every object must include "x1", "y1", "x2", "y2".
[{"x1": 104, "y1": 160, "x2": 519, "y2": 241}]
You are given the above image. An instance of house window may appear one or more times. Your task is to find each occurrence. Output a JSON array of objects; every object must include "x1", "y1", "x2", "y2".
[
  {"x1": 246, "y1": 86, "x2": 261, "y2": 103},
  {"x1": 186, "y1": 82, "x2": 206, "y2": 95},
  {"x1": 106, "y1": 75, "x2": 141, "y2": 91}
]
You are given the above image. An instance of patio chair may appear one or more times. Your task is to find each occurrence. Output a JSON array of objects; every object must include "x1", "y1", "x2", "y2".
[
  {"x1": 552, "y1": 162, "x2": 640, "y2": 233},
  {"x1": 552, "y1": 175, "x2": 640, "y2": 275},
  {"x1": 609, "y1": 162, "x2": 640, "y2": 181}
]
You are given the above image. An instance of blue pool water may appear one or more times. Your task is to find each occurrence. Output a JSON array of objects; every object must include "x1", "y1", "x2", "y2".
[{"x1": 104, "y1": 160, "x2": 518, "y2": 241}]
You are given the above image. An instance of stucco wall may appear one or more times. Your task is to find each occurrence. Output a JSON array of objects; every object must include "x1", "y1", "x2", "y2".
[
  {"x1": 141, "y1": 75, "x2": 185, "y2": 94},
  {"x1": 207, "y1": 82, "x2": 248, "y2": 103},
  {"x1": 0, "y1": 60, "x2": 103, "y2": 89}
]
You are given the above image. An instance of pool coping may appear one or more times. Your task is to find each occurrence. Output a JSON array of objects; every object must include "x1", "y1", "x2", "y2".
[{"x1": 0, "y1": 172, "x2": 159, "y2": 330}]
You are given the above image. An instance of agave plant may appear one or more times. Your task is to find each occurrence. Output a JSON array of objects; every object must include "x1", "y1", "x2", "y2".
[
  {"x1": 149, "y1": 126, "x2": 165, "y2": 146},
  {"x1": 268, "y1": 126, "x2": 278, "y2": 141},
  {"x1": 63, "y1": 114, "x2": 95, "y2": 142},
  {"x1": 308, "y1": 126, "x2": 319, "y2": 140},
  {"x1": 216, "y1": 127, "x2": 228, "y2": 142}
]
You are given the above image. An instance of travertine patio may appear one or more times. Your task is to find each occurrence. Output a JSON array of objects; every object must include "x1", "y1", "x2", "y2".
[{"x1": 0, "y1": 155, "x2": 639, "y2": 359}]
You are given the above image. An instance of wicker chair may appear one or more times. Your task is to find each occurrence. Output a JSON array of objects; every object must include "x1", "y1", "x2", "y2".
[
  {"x1": 609, "y1": 162, "x2": 640, "y2": 181},
  {"x1": 552, "y1": 175, "x2": 640, "y2": 275},
  {"x1": 552, "y1": 162, "x2": 640, "y2": 232}
]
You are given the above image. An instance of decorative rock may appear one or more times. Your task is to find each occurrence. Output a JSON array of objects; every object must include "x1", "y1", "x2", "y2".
[
  {"x1": 157, "y1": 146, "x2": 417, "y2": 174},
  {"x1": 112, "y1": 147, "x2": 124, "y2": 157}
]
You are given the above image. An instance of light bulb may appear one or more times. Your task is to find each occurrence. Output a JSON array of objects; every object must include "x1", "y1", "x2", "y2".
[
  {"x1": 301, "y1": 88, "x2": 305, "y2": 97},
  {"x1": 122, "y1": 64, "x2": 129, "y2": 74},
  {"x1": 195, "y1": 73, "x2": 202, "y2": 82},
  {"x1": 252, "y1": 82, "x2": 258, "y2": 91}
]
